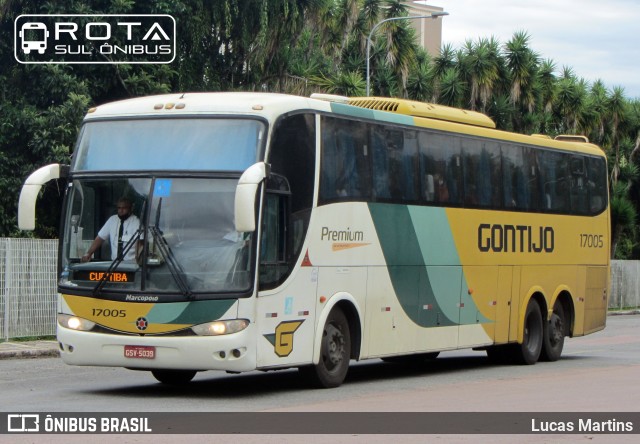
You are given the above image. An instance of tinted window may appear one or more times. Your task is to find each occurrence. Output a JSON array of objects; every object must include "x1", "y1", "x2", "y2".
[
  {"x1": 321, "y1": 117, "x2": 371, "y2": 202},
  {"x1": 74, "y1": 119, "x2": 264, "y2": 172},
  {"x1": 318, "y1": 115, "x2": 606, "y2": 217}
]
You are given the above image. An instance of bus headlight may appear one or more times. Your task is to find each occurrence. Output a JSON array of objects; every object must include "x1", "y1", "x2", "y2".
[
  {"x1": 58, "y1": 314, "x2": 96, "y2": 331},
  {"x1": 191, "y1": 319, "x2": 249, "y2": 336}
]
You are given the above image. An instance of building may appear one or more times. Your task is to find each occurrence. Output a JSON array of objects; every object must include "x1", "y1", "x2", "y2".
[{"x1": 403, "y1": 1, "x2": 445, "y2": 56}]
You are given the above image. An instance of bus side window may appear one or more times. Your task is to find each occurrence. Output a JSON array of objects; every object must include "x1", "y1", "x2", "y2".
[
  {"x1": 320, "y1": 117, "x2": 369, "y2": 202},
  {"x1": 446, "y1": 153, "x2": 462, "y2": 205},
  {"x1": 501, "y1": 146, "x2": 513, "y2": 208},
  {"x1": 461, "y1": 138, "x2": 480, "y2": 207},
  {"x1": 397, "y1": 130, "x2": 419, "y2": 202},
  {"x1": 540, "y1": 150, "x2": 569, "y2": 213},
  {"x1": 419, "y1": 132, "x2": 456, "y2": 205},
  {"x1": 371, "y1": 128, "x2": 390, "y2": 200},
  {"x1": 587, "y1": 157, "x2": 607, "y2": 213},
  {"x1": 569, "y1": 156, "x2": 588, "y2": 214},
  {"x1": 375, "y1": 128, "x2": 419, "y2": 202},
  {"x1": 259, "y1": 191, "x2": 288, "y2": 289},
  {"x1": 321, "y1": 125, "x2": 340, "y2": 200}
]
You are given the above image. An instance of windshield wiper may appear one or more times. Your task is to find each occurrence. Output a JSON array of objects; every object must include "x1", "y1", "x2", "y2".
[
  {"x1": 147, "y1": 197, "x2": 193, "y2": 299},
  {"x1": 149, "y1": 225, "x2": 193, "y2": 299},
  {"x1": 92, "y1": 227, "x2": 142, "y2": 297}
]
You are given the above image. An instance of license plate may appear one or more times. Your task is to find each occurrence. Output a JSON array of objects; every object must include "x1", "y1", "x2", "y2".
[{"x1": 124, "y1": 345, "x2": 155, "y2": 359}]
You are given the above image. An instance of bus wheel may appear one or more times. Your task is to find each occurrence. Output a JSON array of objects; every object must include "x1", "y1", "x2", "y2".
[
  {"x1": 299, "y1": 308, "x2": 351, "y2": 388},
  {"x1": 151, "y1": 370, "x2": 197, "y2": 385},
  {"x1": 510, "y1": 300, "x2": 543, "y2": 365},
  {"x1": 540, "y1": 301, "x2": 566, "y2": 362}
]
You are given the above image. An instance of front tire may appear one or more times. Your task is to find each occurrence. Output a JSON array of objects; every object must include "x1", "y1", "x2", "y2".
[
  {"x1": 151, "y1": 370, "x2": 197, "y2": 385},
  {"x1": 540, "y1": 301, "x2": 566, "y2": 362},
  {"x1": 299, "y1": 308, "x2": 350, "y2": 388}
]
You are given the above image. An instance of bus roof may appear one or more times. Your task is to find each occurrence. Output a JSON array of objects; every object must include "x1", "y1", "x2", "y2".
[
  {"x1": 343, "y1": 96, "x2": 605, "y2": 157},
  {"x1": 349, "y1": 97, "x2": 497, "y2": 129},
  {"x1": 84, "y1": 92, "x2": 332, "y2": 121},
  {"x1": 84, "y1": 92, "x2": 605, "y2": 158}
]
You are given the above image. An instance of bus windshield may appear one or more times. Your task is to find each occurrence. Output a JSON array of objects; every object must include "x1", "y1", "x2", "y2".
[
  {"x1": 73, "y1": 118, "x2": 264, "y2": 172},
  {"x1": 61, "y1": 177, "x2": 253, "y2": 297}
]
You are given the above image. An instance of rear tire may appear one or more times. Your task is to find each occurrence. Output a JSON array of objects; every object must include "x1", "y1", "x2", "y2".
[
  {"x1": 151, "y1": 370, "x2": 197, "y2": 385},
  {"x1": 299, "y1": 308, "x2": 350, "y2": 388},
  {"x1": 540, "y1": 301, "x2": 566, "y2": 362},
  {"x1": 509, "y1": 300, "x2": 543, "y2": 365}
]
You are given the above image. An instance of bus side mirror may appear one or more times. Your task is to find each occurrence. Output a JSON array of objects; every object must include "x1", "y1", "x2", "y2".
[
  {"x1": 18, "y1": 163, "x2": 68, "y2": 231},
  {"x1": 235, "y1": 162, "x2": 269, "y2": 233}
]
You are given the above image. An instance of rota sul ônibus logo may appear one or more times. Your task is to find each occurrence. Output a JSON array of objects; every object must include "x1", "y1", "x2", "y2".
[{"x1": 14, "y1": 14, "x2": 175, "y2": 64}]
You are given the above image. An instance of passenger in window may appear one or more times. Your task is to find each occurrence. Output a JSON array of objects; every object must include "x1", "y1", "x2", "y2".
[
  {"x1": 434, "y1": 173, "x2": 449, "y2": 202},
  {"x1": 466, "y1": 184, "x2": 479, "y2": 206},
  {"x1": 424, "y1": 174, "x2": 435, "y2": 201}
]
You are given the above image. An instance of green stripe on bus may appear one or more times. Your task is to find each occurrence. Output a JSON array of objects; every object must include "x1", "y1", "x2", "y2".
[
  {"x1": 147, "y1": 299, "x2": 236, "y2": 325},
  {"x1": 407, "y1": 206, "x2": 489, "y2": 324},
  {"x1": 368, "y1": 203, "x2": 456, "y2": 327},
  {"x1": 369, "y1": 203, "x2": 489, "y2": 327}
]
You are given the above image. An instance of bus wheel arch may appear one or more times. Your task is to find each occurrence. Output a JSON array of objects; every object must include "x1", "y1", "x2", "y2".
[
  {"x1": 300, "y1": 295, "x2": 362, "y2": 388},
  {"x1": 554, "y1": 291, "x2": 575, "y2": 337},
  {"x1": 334, "y1": 300, "x2": 362, "y2": 361}
]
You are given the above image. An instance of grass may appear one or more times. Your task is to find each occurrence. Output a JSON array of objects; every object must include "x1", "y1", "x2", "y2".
[{"x1": 1, "y1": 335, "x2": 56, "y2": 343}]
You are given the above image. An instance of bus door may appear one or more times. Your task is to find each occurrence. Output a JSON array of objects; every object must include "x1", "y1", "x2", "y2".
[{"x1": 255, "y1": 187, "x2": 318, "y2": 368}]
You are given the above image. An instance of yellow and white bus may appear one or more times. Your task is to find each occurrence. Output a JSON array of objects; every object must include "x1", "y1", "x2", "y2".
[{"x1": 19, "y1": 92, "x2": 609, "y2": 387}]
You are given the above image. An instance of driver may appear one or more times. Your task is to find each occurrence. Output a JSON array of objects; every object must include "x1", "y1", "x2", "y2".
[{"x1": 81, "y1": 197, "x2": 141, "y2": 262}]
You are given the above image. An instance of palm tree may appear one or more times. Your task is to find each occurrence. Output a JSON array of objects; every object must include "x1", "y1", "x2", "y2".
[
  {"x1": 438, "y1": 67, "x2": 466, "y2": 107},
  {"x1": 431, "y1": 43, "x2": 456, "y2": 102},
  {"x1": 610, "y1": 164, "x2": 638, "y2": 258},
  {"x1": 553, "y1": 68, "x2": 587, "y2": 134},
  {"x1": 583, "y1": 79, "x2": 609, "y2": 144},
  {"x1": 627, "y1": 99, "x2": 640, "y2": 165},
  {"x1": 309, "y1": 70, "x2": 365, "y2": 96},
  {"x1": 462, "y1": 37, "x2": 501, "y2": 112},
  {"x1": 377, "y1": 1, "x2": 417, "y2": 96},
  {"x1": 608, "y1": 86, "x2": 628, "y2": 184},
  {"x1": 536, "y1": 59, "x2": 557, "y2": 114},
  {"x1": 407, "y1": 49, "x2": 434, "y2": 101},
  {"x1": 504, "y1": 31, "x2": 539, "y2": 111}
]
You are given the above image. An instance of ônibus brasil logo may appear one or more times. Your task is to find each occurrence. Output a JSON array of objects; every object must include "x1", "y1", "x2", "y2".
[{"x1": 14, "y1": 14, "x2": 175, "y2": 64}]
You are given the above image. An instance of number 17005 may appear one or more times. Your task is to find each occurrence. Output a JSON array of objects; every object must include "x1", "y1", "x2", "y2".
[{"x1": 580, "y1": 234, "x2": 604, "y2": 248}]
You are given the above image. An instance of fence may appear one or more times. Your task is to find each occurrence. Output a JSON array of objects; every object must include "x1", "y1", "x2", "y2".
[
  {"x1": 1, "y1": 238, "x2": 58, "y2": 340},
  {"x1": 610, "y1": 260, "x2": 640, "y2": 309},
  {"x1": 0, "y1": 238, "x2": 639, "y2": 340}
]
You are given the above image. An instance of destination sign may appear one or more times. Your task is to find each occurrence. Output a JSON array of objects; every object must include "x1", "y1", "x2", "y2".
[{"x1": 74, "y1": 271, "x2": 135, "y2": 283}]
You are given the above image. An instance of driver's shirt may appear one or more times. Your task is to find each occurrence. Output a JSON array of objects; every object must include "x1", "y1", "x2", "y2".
[{"x1": 97, "y1": 215, "x2": 140, "y2": 261}]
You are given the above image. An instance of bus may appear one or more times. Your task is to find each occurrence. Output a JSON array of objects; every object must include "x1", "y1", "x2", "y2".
[{"x1": 18, "y1": 92, "x2": 610, "y2": 388}]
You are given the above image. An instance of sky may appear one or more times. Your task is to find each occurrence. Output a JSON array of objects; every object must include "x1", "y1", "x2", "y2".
[{"x1": 423, "y1": 0, "x2": 640, "y2": 99}]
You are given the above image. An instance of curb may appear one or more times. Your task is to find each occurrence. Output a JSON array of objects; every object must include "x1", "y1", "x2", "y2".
[
  {"x1": 0, "y1": 349, "x2": 60, "y2": 359},
  {"x1": 608, "y1": 309, "x2": 640, "y2": 316},
  {"x1": 0, "y1": 342, "x2": 60, "y2": 360}
]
